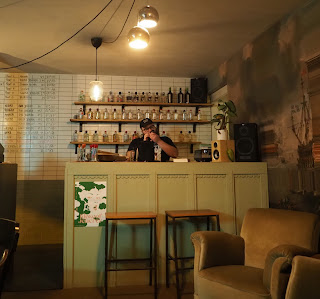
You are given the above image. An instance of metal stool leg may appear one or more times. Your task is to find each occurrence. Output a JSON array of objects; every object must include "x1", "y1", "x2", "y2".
[
  {"x1": 149, "y1": 218, "x2": 153, "y2": 286},
  {"x1": 165, "y1": 214, "x2": 169, "y2": 288},
  {"x1": 105, "y1": 219, "x2": 109, "y2": 299},
  {"x1": 154, "y1": 218, "x2": 158, "y2": 299},
  {"x1": 172, "y1": 217, "x2": 181, "y2": 299}
]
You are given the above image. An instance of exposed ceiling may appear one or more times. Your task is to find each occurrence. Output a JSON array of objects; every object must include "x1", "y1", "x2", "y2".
[{"x1": 0, "y1": 0, "x2": 309, "y2": 77}]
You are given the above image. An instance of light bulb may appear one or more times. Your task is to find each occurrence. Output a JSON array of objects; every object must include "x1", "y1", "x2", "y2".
[{"x1": 89, "y1": 81, "x2": 103, "y2": 101}]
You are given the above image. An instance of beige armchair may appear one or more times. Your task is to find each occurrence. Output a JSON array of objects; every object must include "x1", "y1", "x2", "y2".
[{"x1": 191, "y1": 208, "x2": 320, "y2": 299}]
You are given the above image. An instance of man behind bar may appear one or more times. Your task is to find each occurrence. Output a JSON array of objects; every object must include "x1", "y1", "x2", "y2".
[{"x1": 126, "y1": 118, "x2": 178, "y2": 162}]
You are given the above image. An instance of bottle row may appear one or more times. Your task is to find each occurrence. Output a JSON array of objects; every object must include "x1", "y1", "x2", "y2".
[
  {"x1": 76, "y1": 107, "x2": 204, "y2": 121},
  {"x1": 72, "y1": 130, "x2": 195, "y2": 143},
  {"x1": 78, "y1": 87, "x2": 191, "y2": 104}
]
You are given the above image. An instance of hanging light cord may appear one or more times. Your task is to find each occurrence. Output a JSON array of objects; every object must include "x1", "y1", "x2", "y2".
[
  {"x1": 0, "y1": 0, "x2": 114, "y2": 70},
  {"x1": 98, "y1": 0, "x2": 125, "y2": 36},
  {"x1": 95, "y1": 48, "x2": 98, "y2": 81},
  {"x1": 103, "y1": 0, "x2": 135, "y2": 44}
]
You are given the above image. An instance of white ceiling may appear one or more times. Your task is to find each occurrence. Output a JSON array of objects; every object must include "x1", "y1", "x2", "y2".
[{"x1": 0, "y1": 0, "x2": 309, "y2": 77}]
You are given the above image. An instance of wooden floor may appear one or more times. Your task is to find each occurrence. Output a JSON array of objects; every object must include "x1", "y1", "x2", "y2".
[{"x1": 2, "y1": 285, "x2": 193, "y2": 299}]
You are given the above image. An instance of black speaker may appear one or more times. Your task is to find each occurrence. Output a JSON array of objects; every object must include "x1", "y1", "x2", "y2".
[
  {"x1": 234, "y1": 123, "x2": 260, "y2": 162},
  {"x1": 190, "y1": 78, "x2": 207, "y2": 103}
]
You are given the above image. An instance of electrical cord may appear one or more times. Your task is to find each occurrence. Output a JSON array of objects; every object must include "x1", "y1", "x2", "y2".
[
  {"x1": 0, "y1": 0, "x2": 25, "y2": 9},
  {"x1": 0, "y1": 0, "x2": 115, "y2": 70},
  {"x1": 98, "y1": 0, "x2": 125, "y2": 36},
  {"x1": 103, "y1": 0, "x2": 135, "y2": 44}
]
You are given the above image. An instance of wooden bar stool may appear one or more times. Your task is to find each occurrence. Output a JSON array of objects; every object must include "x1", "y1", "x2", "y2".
[
  {"x1": 165, "y1": 209, "x2": 220, "y2": 299},
  {"x1": 105, "y1": 211, "x2": 158, "y2": 299}
]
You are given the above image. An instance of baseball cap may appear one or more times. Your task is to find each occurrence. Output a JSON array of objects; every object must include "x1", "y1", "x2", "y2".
[{"x1": 140, "y1": 118, "x2": 154, "y2": 129}]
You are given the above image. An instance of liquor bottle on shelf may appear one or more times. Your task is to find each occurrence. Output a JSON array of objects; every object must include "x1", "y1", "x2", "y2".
[
  {"x1": 178, "y1": 88, "x2": 183, "y2": 103},
  {"x1": 182, "y1": 110, "x2": 187, "y2": 120},
  {"x1": 152, "y1": 109, "x2": 157, "y2": 120},
  {"x1": 148, "y1": 92, "x2": 152, "y2": 102},
  {"x1": 133, "y1": 92, "x2": 139, "y2": 102},
  {"x1": 93, "y1": 131, "x2": 99, "y2": 142},
  {"x1": 186, "y1": 131, "x2": 192, "y2": 142},
  {"x1": 185, "y1": 88, "x2": 190, "y2": 104},
  {"x1": 174, "y1": 109, "x2": 179, "y2": 120},
  {"x1": 161, "y1": 92, "x2": 166, "y2": 103},
  {"x1": 95, "y1": 108, "x2": 101, "y2": 120},
  {"x1": 167, "y1": 87, "x2": 173, "y2": 103},
  {"x1": 123, "y1": 131, "x2": 129, "y2": 142},
  {"x1": 178, "y1": 131, "x2": 185, "y2": 142},
  {"x1": 108, "y1": 91, "x2": 114, "y2": 102},
  {"x1": 122, "y1": 109, "x2": 127, "y2": 120},
  {"x1": 188, "y1": 109, "x2": 193, "y2": 121},
  {"x1": 159, "y1": 109, "x2": 164, "y2": 120},
  {"x1": 137, "y1": 109, "x2": 142, "y2": 120},
  {"x1": 154, "y1": 92, "x2": 159, "y2": 102},
  {"x1": 132, "y1": 131, "x2": 139, "y2": 140},
  {"x1": 73, "y1": 130, "x2": 78, "y2": 142},
  {"x1": 166, "y1": 109, "x2": 171, "y2": 120},
  {"x1": 112, "y1": 109, "x2": 117, "y2": 120},
  {"x1": 83, "y1": 130, "x2": 89, "y2": 142},
  {"x1": 78, "y1": 108, "x2": 84, "y2": 119},
  {"x1": 87, "y1": 108, "x2": 93, "y2": 119},
  {"x1": 113, "y1": 131, "x2": 119, "y2": 142},
  {"x1": 128, "y1": 109, "x2": 133, "y2": 120},
  {"x1": 117, "y1": 92, "x2": 123, "y2": 102},
  {"x1": 140, "y1": 92, "x2": 146, "y2": 102},
  {"x1": 197, "y1": 109, "x2": 201, "y2": 120},
  {"x1": 126, "y1": 91, "x2": 132, "y2": 102},
  {"x1": 145, "y1": 109, "x2": 150, "y2": 119},
  {"x1": 103, "y1": 108, "x2": 109, "y2": 120},
  {"x1": 79, "y1": 90, "x2": 85, "y2": 102},
  {"x1": 161, "y1": 131, "x2": 166, "y2": 137},
  {"x1": 103, "y1": 131, "x2": 108, "y2": 142}
]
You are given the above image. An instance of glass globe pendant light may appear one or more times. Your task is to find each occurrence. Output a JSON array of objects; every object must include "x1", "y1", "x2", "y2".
[
  {"x1": 127, "y1": 26, "x2": 150, "y2": 49},
  {"x1": 89, "y1": 37, "x2": 103, "y2": 101},
  {"x1": 138, "y1": 5, "x2": 159, "y2": 28}
]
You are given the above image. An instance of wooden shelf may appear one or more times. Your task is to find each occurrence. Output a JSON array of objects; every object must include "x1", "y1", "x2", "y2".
[
  {"x1": 70, "y1": 119, "x2": 210, "y2": 124},
  {"x1": 70, "y1": 141, "x2": 201, "y2": 145},
  {"x1": 74, "y1": 101, "x2": 213, "y2": 107}
]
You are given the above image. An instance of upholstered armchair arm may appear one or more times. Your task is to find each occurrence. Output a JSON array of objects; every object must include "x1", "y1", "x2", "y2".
[
  {"x1": 285, "y1": 255, "x2": 320, "y2": 299},
  {"x1": 0, "y1": 247, "x2": 9, "y2": 267},
  {"x1": 263, "y1": 245, "x2": 315, "y2": 299},
  {"x1": 191, "y1": 231, "x2": 245, "y2": 271}
]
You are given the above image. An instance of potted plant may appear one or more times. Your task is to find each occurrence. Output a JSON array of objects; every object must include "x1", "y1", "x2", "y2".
[{"x1": 211, "y1": 99, "x2": 237, "y2": 140}]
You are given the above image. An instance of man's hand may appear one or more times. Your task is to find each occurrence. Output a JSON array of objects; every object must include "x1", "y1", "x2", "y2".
[{"x1": 149, "y1": 131, "x2": 160, "y2": 143}]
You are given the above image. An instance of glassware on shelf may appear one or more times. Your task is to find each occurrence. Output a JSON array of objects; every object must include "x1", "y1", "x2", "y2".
[
  {"x1": 117, "y1": 92, "x2": 123, "y2": 102},
  {"x1": 148, "y1": 92, "x2": 152, "y2": 102},
  {"x1": 132, "y1": 131, "x2": 139, "y2": 140},
  {"x1": 166, "y1": 109, "x2": 171, "y2": 120},
  {"x1": 161, "y1": 92, "x2": 166, "y2": 103},
  {"x1": 108, "y1": 91, "x2": 114, "y2": 102},
  {"x1": 145, "y1": 109, "x2": 150, "y2": 119},
  {"x1": 128, "y1": 109, "x2": 133, "y2": 120},
  {"x1": 87, "y1": 108, "x2": 93, "y2": 119},
  {"x1": 154, "y1": 92, "x2": 159, "y2": 102},
  {"x1": 103, "y1": 108, "x2": 109, "y2": 120},
  {"x1": 83, "y1": 130, "x2": 89, "y2": 142},
  {"x1": 103, "y1": 131, "x2": 108, "y2": 142},
  {"x1": 159, "y1": 109, "x2": 164, "y2": 120},
  {"x1": 113, "y1": 131, "x2": 119, "y2": 142},
  {"x1": 167, "y1": 87, "x2": 173, "y2": 103},
  {"x1": 93, "y1": 130, "x2": 99, "y2": 142},
  {"x1": 185, "y1": 88, "x2": 190, "y2": 104},
  {"x1": 188, "y1": 109, "x2": 193, "y2": 121},
  {"x1": 73, "y1": 130, "x2": 78, "y2": 142},
  {"x1": 186, "y1": 131, "x2": 192, "y2": 142},
  {"x1": 112, "y1": 109, "x2": 117, "y2": 120},
  {"x1": 95, "y1": 108, "x2": 101, "y2": 120},
  {"x1": 178, "y1": 131, "x2": 185, "y2": 142},
  {"x1": 140, "y1": 92, "x2": 146, "y2": 102},
  {"x1": 161, "y1": 131, "x2": 166, "y2": 137},
  {"x1": 79, "y1": 90, "x2": 85, "y2": 102},
  {"x1": 197, "y1": 109, "x2": 201, "y2": 120},
  {"x1": 133, "y1": 92, "x2": 139, "y2": 102},
  {"x1": 123, "y1": 131, "x2": 129, "y2": 142},
  {"x1": 126, "y1": 91, "x2": 132, "y2": 102},
  {"x1": 182, "y1": 110, "x2": 187, "y2": 120},
  {"x1": 151, "y1": 109, "x2": 157, "y2": 120},
  {"x1": 137, "y1": 109, "x2": 142, "y2": 120},
  {"x1": 122, "y1": 109, "x2": 127, "y2": 120},
  {"x1": 78, "y1": 108, "x2": 84, "y2": 119},
  {"x1": 173, "y1": 109, "x2": 179, "y2": 120},
  {"x1": 178, "y1": 88, "x2": 183, "y2": 103}
]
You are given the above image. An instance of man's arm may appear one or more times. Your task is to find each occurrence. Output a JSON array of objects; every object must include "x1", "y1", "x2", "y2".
[{"x1": 150, "y1": 133, "x2": 178, "y2": 158}]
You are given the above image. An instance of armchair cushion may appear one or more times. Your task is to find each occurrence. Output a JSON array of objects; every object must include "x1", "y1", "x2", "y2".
[
  {"x1": 263, "y1": 244, "x2": 315, "y2": 290},
  {"x1": 198, "y1": 266, "x2": 270, "y2": 299},
  {"x1": 191, "y1": 231, "x2": 244, "y2": 270}
]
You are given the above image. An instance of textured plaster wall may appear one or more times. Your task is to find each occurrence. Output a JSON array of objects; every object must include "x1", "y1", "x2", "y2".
[{"x1": 207, "y1": 0, "x2": 320, "y2": 214}]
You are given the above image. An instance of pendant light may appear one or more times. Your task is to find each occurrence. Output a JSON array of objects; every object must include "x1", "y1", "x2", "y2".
[
  {"x1": 89, "y1": 37, "x2": 103, "y2": 101},
  {"x1": 127, "y1": 26, "x2": 150, "y2": 49},
  {"x1": 138, "y1": 5, "x2": 159, "y2": 28}
]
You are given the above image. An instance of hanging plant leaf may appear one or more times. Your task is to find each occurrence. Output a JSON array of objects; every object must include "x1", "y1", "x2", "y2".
[
  {"x1": 225, "y1": 100, "x2": 236, "y2": 113},
  {"x1": 227, "y1": 110, "x2": 237, "y2": 117}
]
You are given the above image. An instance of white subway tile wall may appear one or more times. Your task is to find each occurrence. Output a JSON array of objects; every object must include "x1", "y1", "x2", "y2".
[{"x1": 0, "y1": 73, "x2": 212, "y2": 180}]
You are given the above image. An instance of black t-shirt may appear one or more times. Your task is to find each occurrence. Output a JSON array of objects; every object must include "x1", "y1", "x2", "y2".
[{"x1": 128, "y1": 136, "x2": 176, "y2": 162}]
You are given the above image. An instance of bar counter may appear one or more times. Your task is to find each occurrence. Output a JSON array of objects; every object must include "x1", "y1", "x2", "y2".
[{"x1": 64, "y1": 161, "x2": 268, "y2": 288}]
